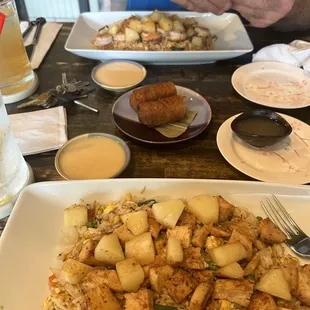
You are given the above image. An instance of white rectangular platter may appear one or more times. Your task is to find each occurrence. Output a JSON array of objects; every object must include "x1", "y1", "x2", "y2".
[
  {"x1": 1, "y1": 179, "x2": 309, "y2": 309},
  {"x1": 65, "y1": 12, "x2": 254, "y2": 65}
]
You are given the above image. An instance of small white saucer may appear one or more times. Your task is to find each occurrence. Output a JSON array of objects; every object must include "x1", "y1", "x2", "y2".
[
  {"x1": 217, "y1": 113, "x2": 310, "y2": 184},
  {"x1": 232, "y1": 62, "x2": 310, "y2": 109},
  {"x1": 3, "y1": 73, "x2": 39, "y2": 104}
]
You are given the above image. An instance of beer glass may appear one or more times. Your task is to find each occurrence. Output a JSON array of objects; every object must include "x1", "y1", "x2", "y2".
[
  {"x1": 0, "y1": 0, "x2": 36, "y2": 97},
  {"x1": 0, "y1": 89, "x2": 33, "y2": 219}
]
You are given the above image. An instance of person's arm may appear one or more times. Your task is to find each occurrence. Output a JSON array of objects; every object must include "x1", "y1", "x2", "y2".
[{"x1": 271, "y1": 0, "x2": 310, "y2": 31}]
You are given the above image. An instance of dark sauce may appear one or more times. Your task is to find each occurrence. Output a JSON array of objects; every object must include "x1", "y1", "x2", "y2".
[{"x1": 234, "y1": 117, "x2": 288, "y2": 137}]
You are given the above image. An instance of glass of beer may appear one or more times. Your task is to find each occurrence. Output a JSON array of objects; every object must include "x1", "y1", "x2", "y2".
[{"x1": 0, "y1": 0, "x2": 35, "y2": 97}]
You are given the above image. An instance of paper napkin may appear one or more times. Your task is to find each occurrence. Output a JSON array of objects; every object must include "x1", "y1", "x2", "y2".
[
  {"x1": 22, "y1": 22, "x2": 63, "y2": 70},
  {"x1": 8, "y1": 106, "x2": 68, "y2": 156},
  {"x1": 252, "y1": 40, "x2": 310, "y2": 73}
]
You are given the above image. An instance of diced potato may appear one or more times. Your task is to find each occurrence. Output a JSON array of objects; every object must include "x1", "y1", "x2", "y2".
[
  {"x1": 209, "y1": 242, "x2": 247, "y2": 267},
  {"x1": 255, "y1": 269, "x2": 292, "y2": 301},
  {"x1": 121, "y1": 211, "x2": 148, "y2": 236},
  {"x1": 150, "y1": 9, "x2": 163, "y2": 22},
  {"x1": 64, "y1": 205, "x2": 88, "y2": 227},
  {"x1": 108, "y1": 22, "x2": 120, "y2": 35},
  {"x1": 125, "y1": 28, "x2": 140, "y2": 42},
  {"x1": 141, "y1": 15, "x2": 151, "y2": 23},
  {"x1": 59, "y1": 259, "x2": 92, "y2": 284},
  {"x1": 94, "y1": 233, "x2": 125, "y2": 265},
  {"x1": 125, "y1": 232, "x2": 155, "y2": 265},
  {"x1": 142, "y1": 20, "x2": 156, "y2": 33},
  {"x1": 192, "y1": 36, "x2": 203, "y2": 48},
  {"x1": 187, "y1": 27, "x2": 195, "y2": 38},
  {"x1": 129, "y1": 19, "x2": 143, "y2": 34},
  {"x1": 166, "y1": 237, "x2": 184, "y2": 264},
  {"x1": 183, "y1": 17, "x2": 198, "y2": 29},
  {"x1": 159, "y1": 17, "x2": 173, "y2": 31},
  {"x1": 152, "y1": 199, "x2": 185, "y2": 228},
  {"x1": 173, "y1": 20, "x2": 185, "y2": 32},
  {"x1": 189, "y1": 282, "x2": 212, "y2": 310},
  {"x1": 116, "y1": 258, "x2": 144, "y2": 292},
  {"x1": 187, "y1": 195, "x2": 219, "y2": 225},
  {"x1": 218, "y1": 262, "x2": 244, "y2": 279},
  {"x1": 170, "y1": 14, "x2": 181, "y2": 21}
]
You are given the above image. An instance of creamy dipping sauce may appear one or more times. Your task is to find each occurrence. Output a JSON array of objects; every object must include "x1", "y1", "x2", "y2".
[
  {"x1": 58, "y1": 136, "x2": 126, "y2": 180},
  {"x1": 94, "y1": 62, "x2": 145, "y2": 87}
]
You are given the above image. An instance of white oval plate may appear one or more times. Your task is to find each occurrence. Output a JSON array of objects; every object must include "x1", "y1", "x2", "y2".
[
  {"x1": 232, "y1": 62, "x2": 310, "y2": 109},
  {"x1": 217, "y1": 113, "x2": 310, "y2": 184}
]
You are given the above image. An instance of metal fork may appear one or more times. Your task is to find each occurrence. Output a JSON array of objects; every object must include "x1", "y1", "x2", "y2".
[{"x1": 261, "y1": 195, "x2": 310, "y2": 258}]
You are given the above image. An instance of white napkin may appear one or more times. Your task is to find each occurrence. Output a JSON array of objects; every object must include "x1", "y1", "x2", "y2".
[
  {"x1": 22, "y1": 22, "x2": 63, "y2": 70},
  {"x1": 8, "y1": 107, "x2": 68, "y2": 156},
  {"x1": 252, "y1": 40, "x2": 310, "y2": 73}
]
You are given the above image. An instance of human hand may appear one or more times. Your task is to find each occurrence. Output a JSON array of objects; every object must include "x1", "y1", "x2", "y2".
[
  {"x1": 170, "y1": 0, "x2": 232, "y2": 15},
  {"x1": 231, "y1": 0, "x2": 295, "y2": 27}
]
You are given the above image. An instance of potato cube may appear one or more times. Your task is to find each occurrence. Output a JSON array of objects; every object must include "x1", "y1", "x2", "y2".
[
  {"x1": 150, "y1": 9, "x2": 163, "y2": 22},
  {"x1": 166, "y1": 237, "x2": 184, "y2": 264},
  {"x1": 192, "y1": 36, "x2": 203, "y2": 48},
  {"x1": 116, "y1": 258, "x2": 144, "y2": 292},
  {"x1": 159, "y1": 17, "x2": 173, "y2": 31},
  {"x1": 255, "y1": 269, "x2": 292, "y2": 301},
  {"x1": 108, "y1": 22, "x2": 120, "y2": 35},
  {"x1": 218, "y1": 262, "x2": 244, "y2": 279},
  {"x1": 142, "y1": 20, "x2": 156, "y2": 33},
  {"x1": 187, "y1": 195, "x2": 219, "y2": 224},
  {"x1": 152, "y1": 199, "x2": 185, "y2": 228},
  {"x1": 125, "y1": 232, "x2": 155, "y2": 265},
  {"x1": 64, "y1": 205, "x2": 88, "y2": 227},
  {"x1": 125, "y1": 28, "x2": 140, "y2": 42},
  {"x1": 60, "y1": 259, "x2": 92, "y2": 284},
  {"x1": 129, "y1": 19, "x2": 143, "y2": 34},
  {"x1": 209, "y1": 242, "x2": 247, "y2": 267},
  {"x1": 94, "y1": 233, "x2": 125, "y2": 265},
  {"x1": 173, "y1": 20, "x2": 185, "y2": 32},
  {"x1": 121, "y1": 211, "x2": 149, "y2": 236}
]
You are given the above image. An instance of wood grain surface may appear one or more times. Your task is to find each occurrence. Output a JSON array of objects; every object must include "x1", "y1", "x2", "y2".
[{"x1": 1, "y1": 24, "x2": 310, "y2": 236}]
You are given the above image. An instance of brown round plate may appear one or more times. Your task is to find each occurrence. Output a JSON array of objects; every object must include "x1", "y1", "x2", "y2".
[{"x1": 112, "y1": 85, "x2": 212, "y2": 144}]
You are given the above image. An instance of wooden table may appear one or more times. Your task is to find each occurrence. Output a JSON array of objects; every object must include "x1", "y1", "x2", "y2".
[{"x1": 1, "y1": 25, "x2": 310, "y2": 235}]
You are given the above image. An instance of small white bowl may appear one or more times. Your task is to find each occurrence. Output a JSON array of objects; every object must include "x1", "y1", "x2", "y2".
[
  {"x1": 55, "y1": 133, "x2": 131, "y2": 180},
  {"x1": 91, "y1": 60, "x2": 147, "y2": 92}
]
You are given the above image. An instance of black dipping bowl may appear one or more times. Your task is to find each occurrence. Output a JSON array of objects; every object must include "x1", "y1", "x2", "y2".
[{"x1": 231, "y1": 110, "x2": 293, "y2": 148}]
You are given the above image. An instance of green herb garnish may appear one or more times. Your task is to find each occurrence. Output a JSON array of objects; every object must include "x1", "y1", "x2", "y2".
[
  {"x1": 171, "y1": 46, "x2": 184, "y2": 51},
  {"x1": 207, "y1": 262, "x2": 220, "y2": 271},
  {"x1": 245, "y1": 274, "x2": 256, "y2": 281},
  {"x1": 256, "y1": 216, "x2": 263, "y2": 222},
  {"x1": 98, "y1": 25, "x2": 109, "y2": 32},
  {"x1": 154, "y1": 305, "x2": 177, "y2": 310},
  {"x1": 137, "y1": 199, "x2": 156, "y2": 206},
  {"x1": 87, "y1": 221, "x2": 97, "y2": 228}
]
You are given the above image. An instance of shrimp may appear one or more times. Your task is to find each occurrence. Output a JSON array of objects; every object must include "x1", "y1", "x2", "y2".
[
  {"x1": 169, "y1": 31, "x2": 187, "y2": 42},
  {"x1": 157, "y1": 27, "x2": 168, "y2": 37},
  {"x1": 194, "y1": 27, "x2": 210, "y2": 37},
  {"x1": 141, "y1": 32, "x2": 162, "y2": 42},
  {"x1": 94, "y1": 33, "x2": 113, "y2": 47},
  {"x1": 113, "y1": 32, "x2": 125, "y2": 42}
]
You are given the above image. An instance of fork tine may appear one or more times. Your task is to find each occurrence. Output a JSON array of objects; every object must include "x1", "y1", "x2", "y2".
[
  {"x1": 266, "y1": 198, "x2": 295, "y2": 237},
  {"x1": 261, "y1": 201, "x2": 292, "y2": 238},
  {"x1": 272, "y1": 195, "x2": 301, "y2": 234}
]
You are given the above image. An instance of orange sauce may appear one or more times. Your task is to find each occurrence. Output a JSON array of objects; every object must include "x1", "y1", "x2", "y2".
[
  {"x1": 95, "y1": 62, "x2": 144, "y2": 87},
  {"x1": 58, "y1": 136, "x2": 126, "y2": 179}
]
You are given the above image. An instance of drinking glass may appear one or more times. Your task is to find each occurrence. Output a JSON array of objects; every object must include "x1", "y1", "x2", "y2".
[
  {"x1": 0, "y1": 0, "x2": 35, "y2": 96},
  {"x1": 0, "y1": 89, "x2": 33, "y2": 218}
]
